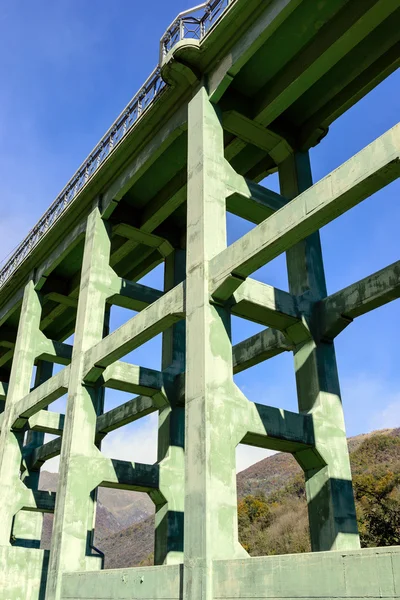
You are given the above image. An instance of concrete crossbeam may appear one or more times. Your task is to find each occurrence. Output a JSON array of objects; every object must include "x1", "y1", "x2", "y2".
[
  {"x1": 99, "y1": 361, "x2": 166, "y2": 396},
  {"x1": 28, "y1": 411, "x2": 65, "y2": 437},
  {"x1": 222, "y1": 110, "x2": 293, "y2": 165},
  {"x1": 84, "y1": 283, "x2": 185, "y2": 381},
  {"x1": 43, "y1": 292, "x2": 78, "y2": 309},
  {"x1": 15, "y1": 489, "x2": 57, "y2": 516},
  {"x1": 22, "y1": 490, "x2": 56, "y2": 514},
  {"x1": 36, "y1": 333, "x2": 73, "y2": 365},
  {"x1": 113, "y1": 224, "x2": 174, "y2": 257},
  {"x1": 225, "y1": 161, "x2": 288, "y2": 224},
  {"x1": 96, "y1": 394, "x2": 163, "y2": 438},
  {"x1": 25, "y1": 437, "x2": 61, "y2": 471},
  {"x1": 99, "y1": 457, "x2": 160, "y2": 492},
  {"x1": 232, "y1": 328, "x2": 292, "y2": 374},
  {"x1": 107, "y1": 276, "x2": 164, "y2": 312},
  {"x1": 25, "y1": 393, "x2": 167, "y2": 467},
  {"x1": 227, "y1": 278, "x2": 302, "y2": 331},
  {"x1": 320, "y1": 259, "x2": 400, "y2": 340},
  {"x1": 243, "y1": 401, "x2": 315, "y2": 453},
  {"x1": 13, "y1": 367, "x2": 70, "y2": 425},
  {"x1": 210, "y1": 124, "x2": 400, "y2": 300}
]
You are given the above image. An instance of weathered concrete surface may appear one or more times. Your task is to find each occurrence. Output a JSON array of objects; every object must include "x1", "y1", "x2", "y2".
[
  {"x1": 61, "y1": 565, "x2": 182, "y2": 600},
  {"x1": 0, "y1": 1, "x2": 399, "y2": 598},
  {"x1": 58, "y1": 547, "x2": 400, "y2": 600},
  {"x1": 0, "y1": 547, "x2": 49, "y2": 600},
  {"x1": 210, "y1": 123, "x2": 400, "y2": 299},
  {"x1": 279, "y1": 151, "x2": 359, "y2": 552},
  {"x1": 213, "y1": 546, "x2": 400, "y2": 599}
]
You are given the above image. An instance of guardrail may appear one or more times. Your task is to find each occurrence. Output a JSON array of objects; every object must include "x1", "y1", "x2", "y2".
[
  {"x1": 0, "y1": 0, "x2": 237, "y2": 290},
  {"x1": 161, "y1": 0, "x2": 235, "y2": 58}
]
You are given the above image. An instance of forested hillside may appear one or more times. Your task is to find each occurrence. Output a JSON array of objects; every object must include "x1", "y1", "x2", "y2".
[{"x1": 40, "y1": 428, "x2": 400, "y2": 567}]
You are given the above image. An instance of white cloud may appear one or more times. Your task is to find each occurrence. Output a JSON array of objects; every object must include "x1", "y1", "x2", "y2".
[
  {"x1": 101, "y1": 413, "x2": 158, "y2": 465},
  {"x1": 371, "y1": 398, "x2": 400, "y2": 430},
  {"x1": 340, "y1": 372, "x2": 400, "y2": 435}
]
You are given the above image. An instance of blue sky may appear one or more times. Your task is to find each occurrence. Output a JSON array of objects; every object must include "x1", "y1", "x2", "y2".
[{"x1": 0, "y1": 1, "x2": 399, "y2": 473}]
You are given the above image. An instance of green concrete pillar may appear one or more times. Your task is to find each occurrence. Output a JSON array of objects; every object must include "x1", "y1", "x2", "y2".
[
  {"x1": 183, "y1": 87, "x2": 246, "y2": 600},
  {"x1": 279, "y1": 152, "x2": 360, "y2": 552},
  {"x1": 45, "y1": 207, "x2": 112, "y2": 600},
  {"x1": 0, "y1": 280, "x2": 43, "y2": 546},
  {"x1": 13, "y1": 360, "x2": 54, "y2": 548},
  {"x1": 154, "y1": 249, "x2": 185, "y2": 566}
]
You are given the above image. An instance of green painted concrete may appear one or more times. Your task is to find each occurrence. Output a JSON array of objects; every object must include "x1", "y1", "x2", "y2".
[
  {"x1": 58, "y1": 546, "x2": 400, "y2": 600},
  {"x1": 0, "y1": 0, "x2": 399, "y2": 598}
]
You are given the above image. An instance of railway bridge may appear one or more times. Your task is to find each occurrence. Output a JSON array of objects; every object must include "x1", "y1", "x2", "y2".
[{"x1": 0, "y1": 0, "x2": 399, "y2": 598}]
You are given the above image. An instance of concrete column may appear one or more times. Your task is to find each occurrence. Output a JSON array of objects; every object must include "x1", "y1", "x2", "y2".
[
  {"x1": 0, "y1": 280, "x2": 43, "y2": 545},
  {"x1": 279, "y1": 152, "x2": 360, "y2": 552},
  {"x1": 45, "y1": 207, "x2": 112, "y2": 600},
  {"x1": 13, "y1": 360, "x2": 54, "y2": 548},
  {"x1": 183, "y1": 87, "x2": 246, "y2": 600},
  {"x1": 154, "y1": 249, "x2": 185, "y2": 566}
]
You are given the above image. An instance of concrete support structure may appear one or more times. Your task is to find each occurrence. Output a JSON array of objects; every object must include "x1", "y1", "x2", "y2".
[
  {"x1": 279, "y1": 153, "x2": 360, "y2": 552},
  {"x1": 0, "y1": 0, "x2": 399, "y2": 598}
]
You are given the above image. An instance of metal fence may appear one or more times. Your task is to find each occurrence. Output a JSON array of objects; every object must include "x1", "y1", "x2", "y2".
[
  {"x1": 0, "y1": 0, "x2": 237, "y2": 290},
  {"x1": 161, "y1": 0, "x2": 235, "y2": 57}
]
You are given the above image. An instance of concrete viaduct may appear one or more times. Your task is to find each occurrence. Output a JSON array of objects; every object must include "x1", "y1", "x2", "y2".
[{"x1": 0, "y1": 0, "x2": 399, "y2": 598}]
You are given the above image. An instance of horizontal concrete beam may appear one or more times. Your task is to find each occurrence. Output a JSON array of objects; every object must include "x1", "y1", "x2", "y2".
[
  {"x1": 84, "y1": 283, "x2": 185, "y2": 381},
  {"x1": 96, "y1": 395, "x2": 164, "y2": 439},
  {"x1": 243, "y1": 401, "x2": 315, "y2": 453},
  {"x1": 43, "y1": 292, "x2": 78, "y2": 309},
  {"x1": 223, "y1": 110, "x2": 293, "y2": 164},
  {"x1": 107, "y1": 276, "x2": 164, "y2": 312},
  {"x1": 210, "y1": 124, "x2": 400, "y2": 300},
  {"x1": 25, "y1": 437, "x2": 61, "y2": 471},
  {"x1": 225, "y1": 161, "x2": 288, "y2": 224},
  {"x1": 232, "y1": 328, "x2": 292, "y2": 374},
  {"x1": 99, "y1": 361, "x2": 167, "y2": 397},
  {"x1": 28, "y1": 411, "x2": 65, "y2": 436},
  {"x1": 99, "y1": 457, "x2": 159, "y2": 492},
  {"x1": 320, "y1": 259, "x2": 400, "y2": 340},
  {"x1": 113, "y1": 224, "x2": 173, "y2": 257},
  {"x1": 24, "y1": 392, "x2": 169, "y2": 466},
  {"x1": 227, "y1": 278, "x2": 301, "y2": 331},
  {"x1": 22, "y1": 489, "x2": 56, "y2": 514},
  {"x1": 36, "y1": 332, "x2": 73, "y2": 366},
  {"x1": 13, "y1": 367, "x2": 70, "y2": 425},
  {"x1": 0, "y1": 331, "x2": 73, "y2": 367}
]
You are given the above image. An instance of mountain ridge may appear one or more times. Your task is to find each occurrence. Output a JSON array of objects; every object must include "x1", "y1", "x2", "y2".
[{"x1": 39, "y1": 427, "x2": 400, "y2": 567}]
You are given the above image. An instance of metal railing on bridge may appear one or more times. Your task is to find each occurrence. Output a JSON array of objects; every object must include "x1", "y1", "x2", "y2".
[{"x1": 0, "y1": 0, "x2": 236, "y2": 290}]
